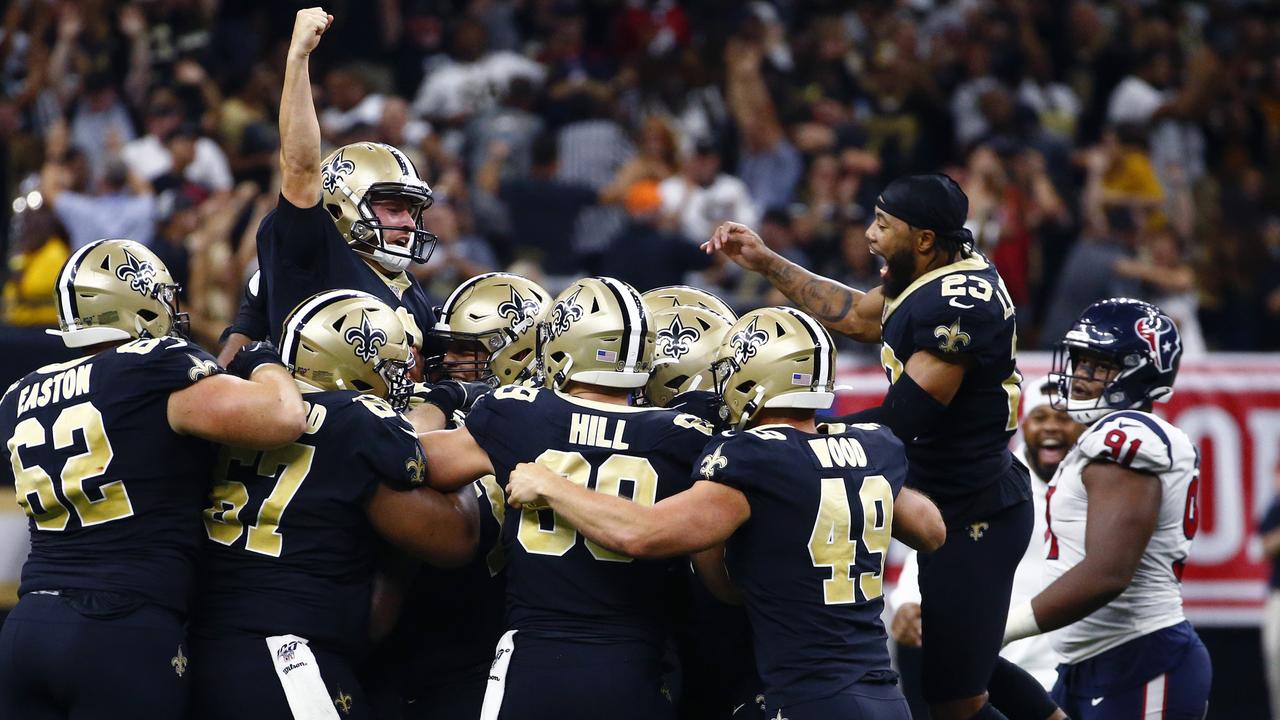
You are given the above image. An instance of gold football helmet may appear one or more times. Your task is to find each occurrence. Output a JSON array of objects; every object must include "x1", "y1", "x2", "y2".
[
  {"x1": 280, "y1": 290, "x2": 415, "y2": 410},
  {"x1": 712, "y1": 307, "x2": 837, "y2": 429},
  {"x1": 320, "y1": 142, "x2": 436, "y2": 273},
  {"x1": 48, "y1": 238, "x2": 187, "y2": 348},
  {"x1": 644, "y1": 305, "x2": 732, "y2": 408},
  {"x1": 426, "y1": 272, "x2": 551, "y2": 386},
  {"x1": 539, "y1": 277, "x2": 653, "y2": 390},
  {"x1": 641, "y1": 285, "x2": 737, "y2": 321}
]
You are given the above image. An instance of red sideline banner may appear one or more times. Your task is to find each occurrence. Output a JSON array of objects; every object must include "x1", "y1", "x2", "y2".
[{"x1": 833, "y1": 352, "x2": 1280, "y2": 627}]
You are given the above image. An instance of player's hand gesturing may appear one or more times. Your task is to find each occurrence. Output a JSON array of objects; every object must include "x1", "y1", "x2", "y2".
[
  {"x1": 289, "y1": 7, "x2": 333, "y2": 57},
  {"x1": 701, "y1": 222, "x2": 781, "y2": 274}
]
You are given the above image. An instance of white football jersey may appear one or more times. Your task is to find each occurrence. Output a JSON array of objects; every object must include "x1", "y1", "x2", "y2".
[{"x1": 1043, "y1": 410, "x2": 1199, "y2": 664}]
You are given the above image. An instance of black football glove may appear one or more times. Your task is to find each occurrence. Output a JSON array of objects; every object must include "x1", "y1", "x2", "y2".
[
  {"x1": 226, "y1": 340, "x2": 285, "y2": 380},
  {"x1": 410, "y1": 380, "x2": 492, "y2": 417}
]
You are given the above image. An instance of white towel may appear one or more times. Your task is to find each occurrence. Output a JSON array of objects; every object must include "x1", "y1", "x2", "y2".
[
  {"x1": 265, "y1": 634, "x2": 340, "y2": 720},
  {"x1": 479, "y1": 630, "x2": 518, "y2": 720}
]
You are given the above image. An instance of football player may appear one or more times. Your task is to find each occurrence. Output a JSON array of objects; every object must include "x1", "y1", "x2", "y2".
[
  {"x1": 1002, "y1": 299, "x2": 1212, "y2": 719},
  {"x1": 0, "y1": 239, "x2": 308, "y2": 720},
  {"x1": 704, "y1": 175, "x2": 1054, "y2": 720},
  {"x1": 384, "y1": 271, "x2": 550, "y2": 720},
  {"x1": 892, "y1": 377, "x2": 1085, "y2": 717},
  {"x1": 425, "y1": 272, "x2": 552, "y2": 388},
  {"x1": 644, "y1": 303, "x2": 733, "y2": 426},
  {"x1": 219, "y1": 8, "x2": 437, "y2": 365},
  {"x1": 417, "y1": 276, "x2": 715, "y2": 720},
  {"x1": 189, "y1": 290, "x2": 480, "y2": 720},
  {"x1": 506, "y1": 306, "x2": 946, "y2": 720}
]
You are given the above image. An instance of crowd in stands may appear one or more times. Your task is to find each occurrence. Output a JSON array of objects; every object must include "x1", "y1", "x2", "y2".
[{"x1": 1, "y1": 0, "x2": 1279, "y2": 357}]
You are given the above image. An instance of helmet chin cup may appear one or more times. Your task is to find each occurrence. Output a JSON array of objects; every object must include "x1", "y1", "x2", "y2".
[{"x1": 373, "y1": 247, "x2": 411, "y2": 273}]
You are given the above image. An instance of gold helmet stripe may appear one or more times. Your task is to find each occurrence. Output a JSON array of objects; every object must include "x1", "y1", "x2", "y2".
[
  {"x1": 55, "y1": 239, "x2": 102, "y2": 328},
  {"x1": 280, "y1": 289, "x2": 371, "y2": 369},
  {"x1": 779, "y1": 306, "x2": 833, "y2": 389},
  {"x1": 597, "y1": 276, "x2": 646, "y2": 371}
]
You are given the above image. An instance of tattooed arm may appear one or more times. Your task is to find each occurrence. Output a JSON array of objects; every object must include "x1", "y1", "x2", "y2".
[{"x1": 703, "y1": 222, "x2": 883, "y2": 342}]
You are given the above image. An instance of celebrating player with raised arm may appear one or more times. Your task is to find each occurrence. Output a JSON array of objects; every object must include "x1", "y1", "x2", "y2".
[
  {"x1": 506, "y1": 306, "x2": 945, "y2": 720},
  {"x1": 0, "y1": 240, "x2": 308, "y2": 720},
  {"x1": 190, "y1": 290, "x2": 480, "y2": 720},
  {"x1": 1003, "y1": 299, "x2": 1212, "y2": 719},
  {"x1": 704, "y1": 174, "x2": 1060, "y2": 720},
  {"x1": 417, "y1": 276, "x2": 717, "y2": 720},
  {"x1": 219, "y1": 7, "x2": 440, "y2": 367}
]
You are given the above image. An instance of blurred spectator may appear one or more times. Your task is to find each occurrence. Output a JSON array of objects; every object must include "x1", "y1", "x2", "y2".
[
  {"x1": 411, "y1": 18, "x2": 544, "y2": 136},
  {"x1": 464, "y1": 77, "x2": 544, "y2": 182},
  {"x1": 1113, "y1": 225, "x2": 1206, "y2": 356},
  {"x1": 3, "y1": 207, "x2": 68, "y2": 327},
  {"x1": 40, "y1": 119, "x2": 155, "y2": 250},
  {"x1": 730, "y1": 208, "x2": 810, "y2": 312},
  {"x1": 478, "y1": 134, "x2": 597, "y2": 285},
  {"x1": 659, "y1": 138, "x2": 758, "y2": 244},
  {"x1": 122, "y1": 89, "x2": 232, "y2": 193},
  {"x1": 598, "y1": 180, "x2": 709, "y2": 291},
  {"x1": 68, "y1": 72, "x2": 135, "y2": 181},
  {"x1": 556, "y1": 91, "x2": 634, "y2": 259},
  {"x1": 725, "y1": 33, "x2": 802, "y2": 214},
  {"x1": 412, "y1": 198, "x2": 497, "y2": 300}
]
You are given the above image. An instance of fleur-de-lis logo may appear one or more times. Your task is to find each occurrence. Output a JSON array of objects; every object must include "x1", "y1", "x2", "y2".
[
  {"x1": 171, "y1": 645, "x2": 188, "y2": 677},
  {"x1": 497, "y1": 286, "x2": 540, "y2": 335},
  {"x1": 933, "y1": 320, "x2": 971, "y2": 353},
  {"x1": 405, "y1": 453, "x2": 425, "y2": 487},
  {"x1": 968, "y1": 521, "x2": 989, "y2": 541},
  {"x1": 115, "y1": 248, "x2": 157, "y2": 296},
  {"x1": 657, "y1": 315, "x2": 700, "y2": 360},
  {"x1": 700, "y1": 444, "x2": 728, "y2": 480},
  {"x1": 345, "y1": 310, "x2": 388, "y2": 363},
  {"x1": 334, "y1": 689, "x2": 353, "y2": 715},
  {"x1": 547, "y1": 287, "x2": 585, "y2": 340},
  {"x1": 187, "y1": 355, "x2": 221, "y2": 382},
  {"x1": 321, "y1": 150, "x2": 356, "y2": 195},
  {"x1": 730, "y1": 317, "x2": 769, "y2": 364}
]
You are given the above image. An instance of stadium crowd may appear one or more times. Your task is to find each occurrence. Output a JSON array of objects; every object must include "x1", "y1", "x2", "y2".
[{"x1": 1, "y1": 0, "x2": 1279, "y2": 353}]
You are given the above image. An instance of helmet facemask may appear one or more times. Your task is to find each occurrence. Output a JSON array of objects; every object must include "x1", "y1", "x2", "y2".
[
  {"x1": 344, "y1": 185, "x2": 437, "y2": 273},
  {"x1": 1050, "y1": 345, "x2": 1145, "y2": 424}
]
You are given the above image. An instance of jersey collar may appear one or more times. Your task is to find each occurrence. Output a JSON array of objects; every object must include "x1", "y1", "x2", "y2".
[{"x1": 881, "y1": 254, "x2": 990, "y2": 323}]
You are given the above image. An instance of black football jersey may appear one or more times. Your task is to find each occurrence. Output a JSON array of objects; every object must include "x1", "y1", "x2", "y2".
[
  {"x1": 192, "y1": 390, "x2": 426, "y2": 655},
  {"x1": 877, "y1": 252, "x2": 1028, "y2": 522},
  {"x1": 696, "y1": 422, "x2": 906, "y2": 708},
  {"x1": 463, "y1": 385, "x2": 715, "y2": 645},
  {"x1": 251, "y1": 196, "x2": 437, "y2": 346},
  {"x1": 0, "y1": 337, "x2": 222, "y2": 613}
]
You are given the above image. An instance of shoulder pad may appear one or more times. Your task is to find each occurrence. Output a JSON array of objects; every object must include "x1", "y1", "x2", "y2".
[{"x1": 1079, "y1": 411, "x2": 1174, "y2": 473}]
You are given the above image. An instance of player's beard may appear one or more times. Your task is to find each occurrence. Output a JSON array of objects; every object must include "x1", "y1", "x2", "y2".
[{"x1": 879, "y1": 245, "x2": 916, "y2": 298}]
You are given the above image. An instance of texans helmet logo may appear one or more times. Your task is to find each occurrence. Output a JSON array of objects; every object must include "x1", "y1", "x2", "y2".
[
  {"x1": 729, "y1": 317, "x2": 769, "y2": 364},
  {"x1": 321, "y1": 150, "x2": 356, "y2": 195},
  {"x1": 497, "y1": 286, "x2": 540, "y2": 335},
  {"x1": 116, "y1": 248, "x2": 157, "y2": 296},
  {"x1": 656, "y1": 315, "x2": 700, "y2": 360},
  {"x1": 1134, "y1": 315, "x2": 1180, "y2": 372},
  {"x1": 345, "y1": 310, "x2": 388, "y2": 362},
  {"x1": 546, "y1": 287, "x2": 585, "y2": 340}
]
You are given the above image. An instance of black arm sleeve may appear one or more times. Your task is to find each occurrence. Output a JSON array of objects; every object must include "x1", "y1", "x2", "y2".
[{"x1": 835, "y1": 372, "x2": 947, "y2": 442}]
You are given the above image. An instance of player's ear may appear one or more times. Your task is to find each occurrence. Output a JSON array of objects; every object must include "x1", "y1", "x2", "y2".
[{"x1": 914, "y1": 227, "x2": 936, "y2": 255}]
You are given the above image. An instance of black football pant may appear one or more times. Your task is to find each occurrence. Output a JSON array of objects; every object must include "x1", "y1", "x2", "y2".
[
  {"x1": 481, "y1": 630, "x2": 676, "y2": 720},
  {"x1": 189, "y1": 631, "x2": 368, "y2": 720},
  {"x1": 0, "y1": 590, "x2": 188, "y2": 720},
  {"x1": 918, "y1": 494, "x2": 1035, "y2": 704}
]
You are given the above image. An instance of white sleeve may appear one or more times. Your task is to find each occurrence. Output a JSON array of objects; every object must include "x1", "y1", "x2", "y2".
[
  {"x1": 888, "y1": 548, "x2": 921, "y2": 609},
  {"x1": 1077, "y1": 412, "x2": 1173, "y2": 474}
]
